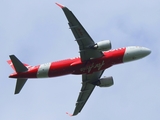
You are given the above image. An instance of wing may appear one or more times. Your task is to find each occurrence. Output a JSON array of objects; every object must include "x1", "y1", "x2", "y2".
[
  {"x1": 56, "y1": 3, "x2": 105, "y2": 116},
  {"x1": 72, "y1": 70, "x2": 104, "y2": 116},
  {"x1": 56, "y1": 3, "x2": 104, "y2": 62}
]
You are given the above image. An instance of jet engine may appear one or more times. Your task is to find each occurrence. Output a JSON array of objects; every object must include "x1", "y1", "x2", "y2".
[
  {"x1": 96, "y1": 76, "x2": 114, "y2": 87},
  {"x1": 93, "y1": 40, "x2": 111, "y2": 51}
]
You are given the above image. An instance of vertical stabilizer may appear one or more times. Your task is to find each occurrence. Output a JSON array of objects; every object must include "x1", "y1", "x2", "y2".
[{"x1": 9, "y1": 55, "x2": 28, "y2": 94}]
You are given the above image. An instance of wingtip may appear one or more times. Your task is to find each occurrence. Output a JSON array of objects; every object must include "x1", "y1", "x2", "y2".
[
  {"x1": 55, "y1": 2, "x2": 65, "y2": 8},
  {"x1": 66, "y1": 112, "x2": 73, "y2": 116}
]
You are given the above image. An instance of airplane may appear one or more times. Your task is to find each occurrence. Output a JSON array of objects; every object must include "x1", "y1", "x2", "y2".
[{"x1": 7, "y1": 3, "x2": 151, "y2": 116}]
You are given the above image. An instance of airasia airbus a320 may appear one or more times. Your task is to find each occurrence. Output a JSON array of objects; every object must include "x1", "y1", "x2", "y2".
[{"x1": 7, "y1": 3, "x2": 151, "y2": 116}]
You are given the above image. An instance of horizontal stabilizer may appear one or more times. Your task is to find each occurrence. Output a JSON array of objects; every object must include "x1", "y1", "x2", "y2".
[
  {"x1": 15, "y1": 78, "x2": 28, "y2": 94},
  {"x1": 7, "y1": 60, "x2": 32, "y2": 71},
  {"x1": 9, "y1": 55, "x2": 28, "y2": 73}
]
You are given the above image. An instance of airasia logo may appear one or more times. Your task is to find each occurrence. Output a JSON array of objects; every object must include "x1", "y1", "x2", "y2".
[{"x1": 80, "y1": 61, "x2": 105, "y2": 73}]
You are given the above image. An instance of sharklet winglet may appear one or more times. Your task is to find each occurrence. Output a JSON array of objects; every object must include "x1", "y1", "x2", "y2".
[
  {"x1": 55, "y1": 3, "x2": 65, "y2": 8},
  {"x1": 66, "y1": 112, "x2": 73, "y2": 117}
]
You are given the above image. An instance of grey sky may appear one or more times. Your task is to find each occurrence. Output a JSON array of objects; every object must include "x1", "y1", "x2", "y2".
[{"x1": 0, "y1": 0, "x2": 160, "y2": 119}]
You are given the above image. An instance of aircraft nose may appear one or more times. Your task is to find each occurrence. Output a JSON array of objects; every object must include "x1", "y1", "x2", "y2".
[
  {"x1": 141, "y1": 47, "x2": 151, "y2": 56},
  {"x1": 123, "y1": 46, "x2": 151, "y2": 62}
]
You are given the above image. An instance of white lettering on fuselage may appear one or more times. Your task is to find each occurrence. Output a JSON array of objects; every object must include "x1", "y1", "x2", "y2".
[{"x1": 80, "y1": 61, "x2": 105, "y2": 73}]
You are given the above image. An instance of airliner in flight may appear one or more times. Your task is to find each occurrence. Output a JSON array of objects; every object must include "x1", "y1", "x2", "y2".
[{"x1": 7, "y1": 3, "x2": 151, "y2": 116}]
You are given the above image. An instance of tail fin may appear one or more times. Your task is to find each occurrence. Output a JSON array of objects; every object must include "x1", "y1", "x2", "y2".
[{"x1": 8, "y1": 55, "x2": 28, "y2": 94}]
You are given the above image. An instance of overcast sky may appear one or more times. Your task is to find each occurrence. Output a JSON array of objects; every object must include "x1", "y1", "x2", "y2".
[{"x1": 0, "y1": 0, "x2": 160, "y2": 120}]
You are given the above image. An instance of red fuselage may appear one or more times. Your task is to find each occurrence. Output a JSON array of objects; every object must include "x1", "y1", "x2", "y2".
[{"x1": 9, "y1": 47, "x2": 126, "y2": 79}]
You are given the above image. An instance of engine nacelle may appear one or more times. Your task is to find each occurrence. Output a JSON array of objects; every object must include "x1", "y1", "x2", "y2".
[
  {"x1": 93, "y1": 40, "x2": 112, "y2": 51},
  {"x1": 96, "y1": 76, "x2": 114, "y2": 87}
]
